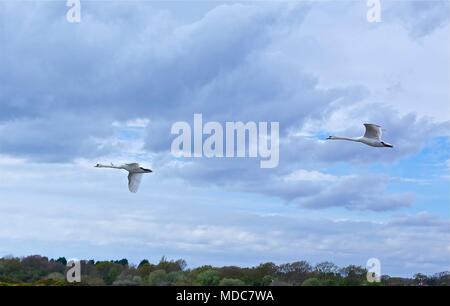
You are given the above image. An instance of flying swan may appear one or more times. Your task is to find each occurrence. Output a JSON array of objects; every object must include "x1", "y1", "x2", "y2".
[
  {"x1": 95, "y1": 163, "x2": 153, "y2": 193},
  {"x1": 326, "y1": 123, "x2": 393, "y2": 148}
]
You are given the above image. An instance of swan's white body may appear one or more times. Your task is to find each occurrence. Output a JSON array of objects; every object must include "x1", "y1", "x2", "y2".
[
  {"x1": 95, "y1": 163, "x2": 152, "y2": 193},
  {"x1": 326, "y1": 124, "x2": 393, "y2": 148}
]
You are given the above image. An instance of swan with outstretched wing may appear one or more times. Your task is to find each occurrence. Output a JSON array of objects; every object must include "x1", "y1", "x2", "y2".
[
  {"x1": 95, "y1": 162, "x2": 152, "y2": 193},
  {"x1": 326, "y1": 123, "x2": 393, "y2": 148}
]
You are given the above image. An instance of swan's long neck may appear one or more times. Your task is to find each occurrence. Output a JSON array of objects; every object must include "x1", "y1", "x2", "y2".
[
  {"x1": 330, "y1": 136, "x2": 360, "y2": 142},
  {"x1": 96, "y1": 163, "x2": 123, "y2": 169}
]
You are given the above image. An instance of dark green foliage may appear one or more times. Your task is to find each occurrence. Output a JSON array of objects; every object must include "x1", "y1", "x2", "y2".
[
  {"x1": 196, "y1": 269, "x2": 220, "y2": 286},
  {"x1": 156, "y1": 257, "x2": 187, "y2": 273},
  {"x1": 114, "y1": 259, "x2": 129, "y2": 266},
  {"x1": 339, "y1": 265, "x2": 368, "y2": 286},
  {"x1": 0, "y1": 255, "x2": 447, "y2": 286},
  {"x1": 55, "y1": 257, "x2": 67, "y2": 266},
  {"x1": 0, "y1": 255, "x2": 65, "y2": 283},
  {"x1": 95, "y1": 261, "x2": 123, "y2": 285},
  {"x1": 147, "y1": 269, "x2": 168, "y2": 286},
  {"x1": 301, "y1": 278, "x2": 323, "y2": 286},
  {"x1": 219, "y1": 278, "x2": 246, "y2": 286},
  {"x1": 276, "y1": 260, "x2": 313, "y2": 285},
  {"x1": 138, "y1": 259, "x2": 150, "y2": 268}
]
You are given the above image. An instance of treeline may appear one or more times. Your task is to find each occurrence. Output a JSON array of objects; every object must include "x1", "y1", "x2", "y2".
[{"x1": 0, "y1": 255, "x2": 448, "y2": 286}]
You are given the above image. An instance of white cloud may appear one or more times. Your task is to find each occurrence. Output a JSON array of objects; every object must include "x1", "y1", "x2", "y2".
[{"x1": 283, "y1": 169, "x2": 337, "y2": 182}]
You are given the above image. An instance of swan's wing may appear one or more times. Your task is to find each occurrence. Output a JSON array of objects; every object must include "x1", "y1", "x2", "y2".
[
  {"x1": 363, "y1": 123, "x2": 382, "y2": 140},
  {"x1": 128, "y1": 173, "x2": 143, "y2": 193},
  {"x1": 125, "y1": 163, "x2": 140, "y2": 171}
]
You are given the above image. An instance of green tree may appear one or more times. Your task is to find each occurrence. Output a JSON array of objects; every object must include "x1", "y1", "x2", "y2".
[
  {"x1": 82, "y1": 276, "x2": 106, "y2": 286},
  {"x1": 95, "y1": 262, "x2": 123, "y2": 285},
  {"x1": 55, "y1": 257, "x2": 67, "y2": 266},
  {"x1": 431, "y1": 271, "x2": 450, "y2": 286},
  {"x1": 314, "y1": 262, "x2": 339, "y2": 276},
  {"x1": 219, "y1": 278, "x2": 246, "y2": 286},
  {"x1": 157, "y1": 257, "x2": 187, "y2": 273},
  {"x1": 138, "y1": 259, "x2": 150, "y2": 268},
  {"x1": 302, "y1": 278, "x2": 323, "y2": 286},
  {"x1": 46, "y1": 272, "x2": 65, "y2": 281},
  {"x1": 196, "y1": 269, "x2": 220, "y2": 286},
  {"x1": 277, "y1": 260, "x2": 312, "y2": 285},
  {"x1": 167, "y1": 271, "x2": 187, "y2": 285},
  {"x1": 113, "y1": 275, "x2": 142, "y2": 286},
  {"x1": 137, "y1": 262, "x2": 156, "y2": 280},
  {"x1": 147, "y1": 269, "x2": 168, "y2": 286},
  {"x1": 414, "y1": 273, "x2": 428, "y2": 286},
  {"x1": 115, "y1": 259, "x2": 129, "y2": 266},
  {"x1": 340, "y1": 265, "x2": 367, "y2": 286},
  {"x1": 261, "y1": 275, "x2": 273, "y2": 286}
]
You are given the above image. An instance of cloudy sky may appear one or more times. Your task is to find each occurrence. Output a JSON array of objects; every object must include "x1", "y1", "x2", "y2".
[{"x1": 0, "y1": 0, "x2": 449, "y2": 277}]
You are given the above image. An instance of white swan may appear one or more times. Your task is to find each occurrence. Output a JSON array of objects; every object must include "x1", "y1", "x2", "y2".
[
  {"x1": 95, "y1": 163, "x2": 153, "y2": 193},
  {"x1": 326, "y1": 123, "x2": 393, "y2": 148}
]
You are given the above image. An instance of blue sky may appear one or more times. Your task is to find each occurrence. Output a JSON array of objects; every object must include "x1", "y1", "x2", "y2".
[{"x1": 0, "y1": 0, "x2": 449, "y2": 277}]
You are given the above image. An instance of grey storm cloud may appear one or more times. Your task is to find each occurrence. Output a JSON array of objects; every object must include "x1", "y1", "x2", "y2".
[
  {"x1": 388, "y1": 212, "x2": 450, "y2": 231},
  {"x1": 0, "y1": 114, "x2": 113, "y2": 162},
  {"x1": 0, "y1": 1, "x2": 314, "y2": 158},
  {"x1": 1, "y1": 1, "x2": 445, "y2": 160},
  {"x1": 294, "y1": 175, "x2": 414, "y2": 211},
  {"x1": 150, "y1": 97, "x2": 444, "y2": 212},
  {"x1": 161, "y1": 156, "x2": 413, "y2": 211},
  {"x1": 0, "y1": 1, "x2": 447, "y2": 212}
]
